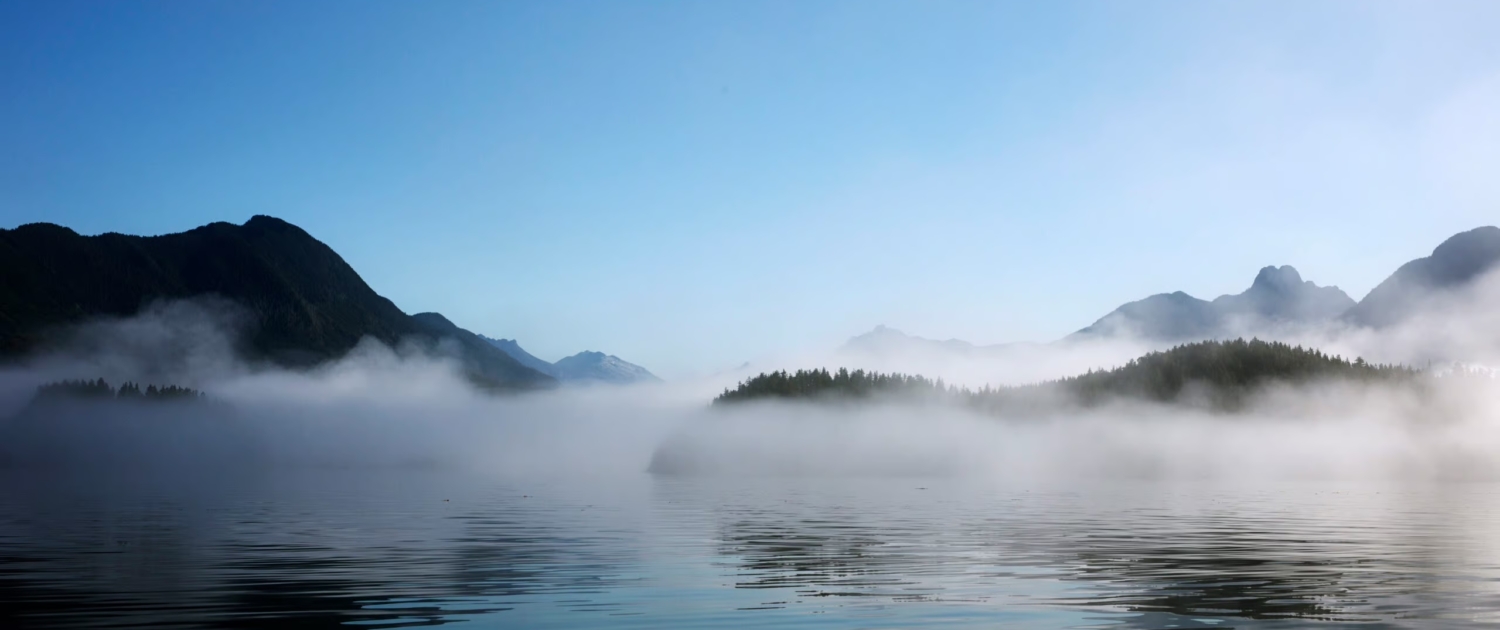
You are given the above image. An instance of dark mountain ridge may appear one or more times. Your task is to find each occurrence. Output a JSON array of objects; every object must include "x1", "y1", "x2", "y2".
[
  {"x1": 0, "y1": 216, "x2": 554, "y2": 390},
  {"x1": 1343, "y1": 226, "x2": 1500, "y2": 328}
]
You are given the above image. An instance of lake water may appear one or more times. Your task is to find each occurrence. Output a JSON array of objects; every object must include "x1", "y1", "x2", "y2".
[{"x1": 4, "y1": 471, "x2": 1500, "y2": 629}]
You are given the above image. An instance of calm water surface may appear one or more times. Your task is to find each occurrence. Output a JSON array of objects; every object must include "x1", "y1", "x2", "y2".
[{"x1": 4, "y1": 471, "x2": 1500, "y2": 629}]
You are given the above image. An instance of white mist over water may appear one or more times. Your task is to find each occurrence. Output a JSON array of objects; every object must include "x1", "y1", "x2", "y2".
[
  {"x1": 651, "y1": 379, "x2": 1500, "y2": 481},
  {"x1": 4, "y1": 266, "x2": 1500, "y2": 482}
]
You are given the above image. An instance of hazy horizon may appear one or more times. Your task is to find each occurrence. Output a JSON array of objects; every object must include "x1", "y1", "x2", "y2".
[{"x1": 5, "y1": 1, "x2": 1500, "y2": 377}]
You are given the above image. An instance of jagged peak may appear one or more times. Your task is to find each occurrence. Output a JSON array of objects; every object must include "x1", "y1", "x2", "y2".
[{"x1": 1251, "y1": 265, "x2": 1304, "y2": 290}]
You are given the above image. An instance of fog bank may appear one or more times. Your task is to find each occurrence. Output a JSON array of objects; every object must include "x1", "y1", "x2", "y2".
[{"x1": 3, "y1": 285, "x2": 1500, "y2": 481}]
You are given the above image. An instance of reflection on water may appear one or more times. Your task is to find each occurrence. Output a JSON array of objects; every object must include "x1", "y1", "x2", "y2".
[{"x1": 4, "y1": 472, "x2": 1500, "y2": 628}]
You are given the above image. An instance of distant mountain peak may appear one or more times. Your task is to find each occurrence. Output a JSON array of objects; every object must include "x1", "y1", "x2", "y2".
[
  {"x1": 842, "y1": 325, "x2": 1004, "y2": 357},
  {"x1": 553, "y1": 350, "x2": 660, "y2": 384},
  {"x1": 1074, "y1": 265, "x2": 1352, "y2": 341},
  {"x1": 480, "y1": 337, "x2": 659, "y2": 385},
  {"x1": 1250, "y1": 265, "x2": 1304, "y2": 291},
  {"x1": 849, "y1": 325, "x2": 920, "y2": 344}
]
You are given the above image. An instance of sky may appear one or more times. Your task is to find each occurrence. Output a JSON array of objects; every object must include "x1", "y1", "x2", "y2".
[{"x1": 2, "y1": 1, "x2": 1499, "y2": 378}]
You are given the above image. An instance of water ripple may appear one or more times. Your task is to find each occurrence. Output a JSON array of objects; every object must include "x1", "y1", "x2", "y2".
[{"x1": 5, "y1": 474, "x2": 1500, "y2": 628}]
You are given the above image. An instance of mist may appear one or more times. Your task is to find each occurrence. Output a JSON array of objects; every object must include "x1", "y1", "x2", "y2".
[
  {"x1": 5, "y1": 270, "x2": 1500, "y2": 484},
  {"x1": 0, "y1": 300, "x2": 697, "y2": 477},
  {"x1": 650, "y1": 265, "x2": 1500, "y2": 481},
  {"x1": 650, "y1": 376, "x2": 1500, "y2": 481}
]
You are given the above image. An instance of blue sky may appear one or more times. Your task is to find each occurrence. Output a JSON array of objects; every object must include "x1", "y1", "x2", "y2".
[{"x1": 3, "y1": 1, "x2": 1499, "y2": 377}]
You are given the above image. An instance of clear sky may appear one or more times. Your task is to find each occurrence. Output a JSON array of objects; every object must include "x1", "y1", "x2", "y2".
[{"x1": 3, "y1": 1, "x2": 1498, "y2": 377}]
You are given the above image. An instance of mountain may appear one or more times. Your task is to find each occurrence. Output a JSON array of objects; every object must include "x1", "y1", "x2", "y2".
[
  {"x1": 841, "y1": 325, "x2": 1000, "y2": 357},
  {"x1": 1343, "y1": 226, "x2": 1500, "y2": 328},
  {"x1": 1072, "y1": 265, "x2": 1354, "y2": 341},
  {"x1": 1211, "y1": 265, "x2": 1355, "y2": 322},
  {"x1": 552, "y1": 351, "x2": 660, "y2": 384},
  {"x1": 409, "y1": 314, "x2": 557, "y2": 387},
  {"x1": 479, "y1": 336, "x2": 659, "y2": 385},
  {"x1": 477, "y1": 336, "x2": 558, "y2": 376},
  {"x1": 838, "y1": 325, "x2": 1055, "y2": 371},
  {"x1": 1071, "y1": 292, "x2": 1219, "y2": 341},
  {"x1": 1074, "y1": 227, "x2": 1500, "y2": 340},
  {"x1": 0, "y1": 216, "x2": 555, "y2": 390}
]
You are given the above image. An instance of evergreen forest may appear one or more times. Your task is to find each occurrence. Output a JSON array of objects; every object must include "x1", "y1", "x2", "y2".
[{"x1": 714, "y1": 339, "x2": 1416, "y2": 412}]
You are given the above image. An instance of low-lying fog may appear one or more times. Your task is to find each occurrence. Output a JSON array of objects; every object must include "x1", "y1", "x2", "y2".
[{"x1": 5, "y1": 268, "x2": 1500, "y2": 482}]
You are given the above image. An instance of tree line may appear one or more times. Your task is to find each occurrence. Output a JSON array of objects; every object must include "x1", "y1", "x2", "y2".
[
  {"x1": 714, "y1": 339, "x2": 1419, "y2": 412},
  {"x1": 33, "y1": 378, "x2": 208, "y2": 402},
  {"x1": 714, "y1": 367, "x2": 955, "y2": 404}
]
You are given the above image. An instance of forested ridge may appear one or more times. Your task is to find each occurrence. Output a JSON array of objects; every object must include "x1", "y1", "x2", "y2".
[{"x1": 715, "y1": 339, "x2": 1416, "y2": 411}]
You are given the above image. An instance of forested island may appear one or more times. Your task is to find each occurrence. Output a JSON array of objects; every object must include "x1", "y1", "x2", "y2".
[
  {"x1": 0, "y1": 378, "x2": 256, "y2": 471},
  {"x1": 32, "y1": 378, "x2": 209, "y2": 403},
  {"x1": 7, "y1": 378, "x2": 224, "y2": 425},
  {"x1": 716, "y1": 339, "x2": 1416, "y2": 412}
]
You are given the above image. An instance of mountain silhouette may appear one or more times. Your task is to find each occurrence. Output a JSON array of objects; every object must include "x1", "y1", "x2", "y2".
[{"x1": 0, "y1": 216, "x2": 554, "y2": 389}]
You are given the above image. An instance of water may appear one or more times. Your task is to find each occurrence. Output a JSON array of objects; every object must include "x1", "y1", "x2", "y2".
[{"x1": 5, "y1": 472, "x2": 1500, "y2": 629}]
